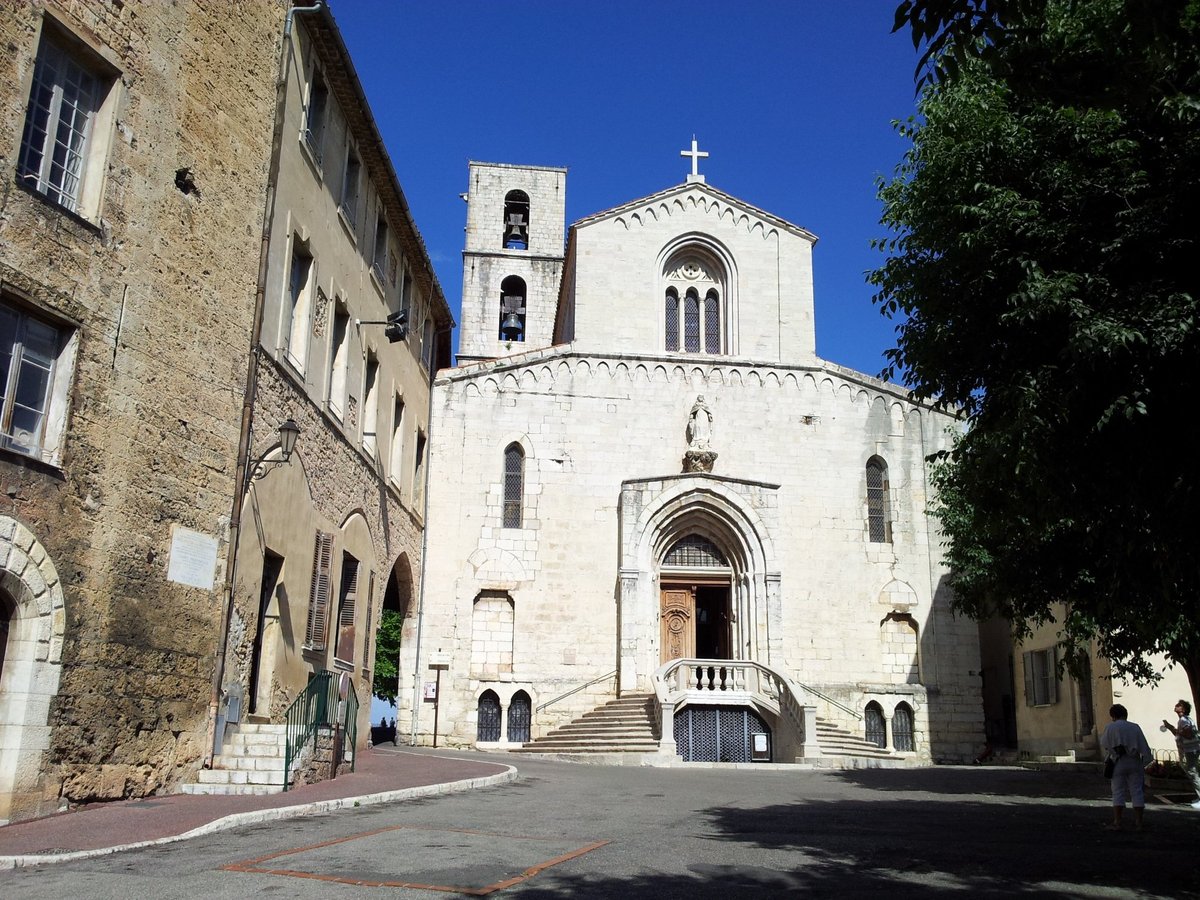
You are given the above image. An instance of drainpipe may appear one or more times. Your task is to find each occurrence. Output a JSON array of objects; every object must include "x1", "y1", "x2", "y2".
[
  {"x1": 204, "y1": 1, "x2": 319, "y2": 767},
  {"x1": 408, "y1": 324, "x2": 451, "y2": 745}
]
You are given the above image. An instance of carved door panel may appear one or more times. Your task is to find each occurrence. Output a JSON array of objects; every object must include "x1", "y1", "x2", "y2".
[{"x1": 660, "y1": 586, "x2": 695, "y2": 663}]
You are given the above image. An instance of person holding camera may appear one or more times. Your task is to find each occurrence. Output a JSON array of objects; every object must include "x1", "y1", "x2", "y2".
[
  {"x1": 1162, "y1": 698, "x2": 1200, "y2": 809},
  {"x1": 1100, "y1": 704, "x2": 1153, "y2": 831}
]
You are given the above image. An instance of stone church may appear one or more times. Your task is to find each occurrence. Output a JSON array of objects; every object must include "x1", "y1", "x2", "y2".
[{"x1": 402, "y1": 152, "x2": 984, "y2": 764}]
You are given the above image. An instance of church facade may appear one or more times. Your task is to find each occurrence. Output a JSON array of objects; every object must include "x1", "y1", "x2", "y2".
[{"x1": 403, "y1": 157, "x2": 984, "y2": 764}]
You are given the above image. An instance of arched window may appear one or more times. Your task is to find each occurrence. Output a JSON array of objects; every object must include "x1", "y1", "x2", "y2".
[
  {"x1": 893, "y1": 702, "x2": 915, "y2": 752},
  {"x1": 507, "y1": 690, "x2": 532, "y2": 743},
  {"x1": 502, "y1": 190, "x2": 530, "y2": 249},
  {"x1": 498, "y1": 275, "x2": 527, "y2": 342},
  {"x1": 683, "y1": 290, "x2": 701, "y2": 352},
  {"x1": 866, "y1": 456, "x2": 891, "y2": 543},
  {"x1": 865, "y1": 701, "x2": 886, "y2": 748},
  {"x1": 663, "y1": 535, "x2": 727, "y2": 568},
  {"x1": 477, "y1": 690, "x2": 501, "y2": 742},
  {"x1": 704, "y1": 290, "x2": 720, "y2": 354},
  {"x1": 503, "y1": 443, "x2": 524, "y2": 528},
  {"x1": 664, "y1": 289, "x2": 680, "y2": 351}
]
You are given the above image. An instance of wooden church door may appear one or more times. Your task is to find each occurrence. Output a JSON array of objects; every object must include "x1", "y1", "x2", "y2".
[{"x1": 660, "y1": 586, "x2": 695, "y2": 663}]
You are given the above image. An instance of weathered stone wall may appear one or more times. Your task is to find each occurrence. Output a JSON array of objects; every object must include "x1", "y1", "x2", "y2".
[{"x1": 0, "y1": 0, "x2": 285, "y2": 819}]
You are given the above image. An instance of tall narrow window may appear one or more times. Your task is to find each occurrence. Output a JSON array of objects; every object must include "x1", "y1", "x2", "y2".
[
  {"x1": 704, "y1": 290, "x2": 721, "y2": 354},
  {"x1": 502, "y1": 443, "x2": 524, "y2": 528},
  {"x1": 0, "y1": 301, "x2": 71, "y2": 459},
  {"x1": 372, "y1": 215, "x2": 388, "y2": 284},
  {"x1": 389, "y1": 396, "x2": 405, "y2": 486},
  {"x1": 305, "y1": 531, "x2": 334, "y2": 650},
  {"x1": 502, "y1": 190, "x2": 530, "y2": 249},
  {"x1": 303, "y1": 67, "x2": 327, "y2": 165},
  {"x1": 285, "y1": 239, "x2": 313, "y2": 372},
  {"x1": 339, "y1": 147, "x2": 360, "y2": 223},
  {"x1": 866, "y1": 456, "x2": 891, "y2": 543},
  {"x1": 19, "y1": 29, "x2": 107, "y2": 214},
  {"x1": 508, "y1": 691, "x2": 532, "y2": 743},
  {"x1": 413, "y1": 430, "x2": 426, "y2": 508},
  {"x1": 362, "y1": 354, "x2": 379, "y2": 456},
  {"x1": 664, "y1": 289, "x2": 680, "y2": 351},
  {"x1": 477, "y1": 691, "x2": 501, "y2": 741},
  {"x1": 498, "y1": 275, "x2": 527, "y2": 342},
  {"x1": 1023, "y1": 647, "x2": 1058, "y2": 706},
  {"x1": 683, "y1": 290, "x2": 700, "y2": 352},
  {"x1": 401, "y1": 272, "x2": 413, "y2": 316},
  {"x1": 328, "y1": 302, "x2": 350, "y2": 419},
  {"x1": 892, "y1": 703, "x2": 915, "y2": 751},
  {"x1": 865, "y1": 701, "x2": 887, "y2": 748},
  {"x1": 334, "y1": 553, "x2": 359, "y2": 668},
  {"x1": 422, "y1": 316, "x2": 435, "y2": 370}
]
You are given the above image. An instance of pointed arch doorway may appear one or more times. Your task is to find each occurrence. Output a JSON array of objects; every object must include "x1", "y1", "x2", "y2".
[{"x1": 659, "y1": 534, "x2": 732, "y2": 663}]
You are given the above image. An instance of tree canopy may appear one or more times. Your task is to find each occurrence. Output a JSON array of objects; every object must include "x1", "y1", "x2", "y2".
[
  {"x1": 372, "y1": 608, "x2": 403, "y2": 705},
  {"x1": 874, "y1": 0, "x2": 1200, "y2": 700}
]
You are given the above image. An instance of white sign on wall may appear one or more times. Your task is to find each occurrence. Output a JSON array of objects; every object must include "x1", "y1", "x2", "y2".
[{"x1": 167, "y1": 525, "x2": 218, "y2": 590}]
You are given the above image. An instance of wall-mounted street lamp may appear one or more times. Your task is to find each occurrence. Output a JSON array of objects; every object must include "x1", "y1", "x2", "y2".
[
  {"x1": 357, "y1": 310, "x2": 408, "y2": 343},
  {"x1": 244, "y1": 418, "x2": 300, "y2": 492}
]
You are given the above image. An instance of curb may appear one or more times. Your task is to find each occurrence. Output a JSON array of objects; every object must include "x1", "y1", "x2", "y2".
[{"x1": 0, "y1": 764, "x2": 518, "y2": 872}]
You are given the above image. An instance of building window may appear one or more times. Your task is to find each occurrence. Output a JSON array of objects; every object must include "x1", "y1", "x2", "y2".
[
  {"x1": 703, "y1": 290, "x2": 720, "y2": 354},
  {"x1": 284, "y1": 238, "x2": 313, "y2": 372},
  {"x1": 0, "y1": 299, "x2": 75, "y2": 463},
  {"x1": 665, "y1": 289, "x2": 680, "y2": 351},
  {"x1": 362, "y1": 354, "x2": 379, "y2": 456},
  {"x1": 498, "y1": 275, "x2": 526, "y2": 342},
  {"x1": 18, "y1": 25, "x2": 114, "y2": 217},
  {"x1": 389, "y1": 396, "x2": 405, "y2": 487},
  {"x1": 503, "y1": 443, "x2": 524, "y2": 528},
  {"x1": 508, "y1": 690, "x2": 532, "y2": 743},
  {"x1": 893, "y1": 702, "x2": 915, "y2": 751},
  {"x1": 400, "y1": 272, "x2": 413, "y2": 318},
  {"x1": 663, "y1": 253, "x2": 724, "y2": 354},
  {"x1": 663, "y1": 535, "x2": 727, "y2": 568},
  {"x1": 339, "y1": 147, "x2": 360, "y2": 224},
  {"x1": 413, "y1": 430, "x2": 426, "y2": 508},
  {"x1": 503, "y1": 190, "x2": 530, "y2": 249},
  {"x1": 865, "y1": 701, "x2": 886, "y2": 748},
  {"x1": 328, "y1": 301, "x2": 350, "y2": 419},
  {"x1": 305, "y1": 531, "x2": 334, "y2": 650},
  {"x1": 422, "y1": 316, "x2": 435, "y2": 370},
  {"x1": 1023, "y1": 647, "x2": 1058, "y2": 706},
  {"x1": 303, "y1": 67, "x2": 328, "y2": 166},
  {"x1": 477, "y1": 691, "x2": 501, "y2": 742},
  {"x1": 334, "y1": 552, "x2": 359, "y2": 668},
  {"x1": 371, "y1": 215, "x2": 389, "y2": 286},
  {"x1": 866, "y1": 456, "x2": 891, "y2": 543}
]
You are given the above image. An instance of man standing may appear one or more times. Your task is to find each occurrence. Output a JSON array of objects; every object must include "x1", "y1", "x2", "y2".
[
  {"x1": 1100, "y1": 704, "x2": 1153, "y2": 831},
  {"x1": 1162, "y1": 699, "x2": 1200, "y2": 809}
]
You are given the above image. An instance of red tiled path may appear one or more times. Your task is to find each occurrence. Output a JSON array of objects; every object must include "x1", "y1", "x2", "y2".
[{"x1": 0, "y1": 748, "x2": 510, "y2": 857}]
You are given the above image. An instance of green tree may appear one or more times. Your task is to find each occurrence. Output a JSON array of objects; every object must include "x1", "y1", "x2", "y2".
[
  {"x1": 372, "y1": 608, "x2": 403, "y2": 705},
  {"x1": 873, "y1": 0, "x2": 1200, "y2": 703}
]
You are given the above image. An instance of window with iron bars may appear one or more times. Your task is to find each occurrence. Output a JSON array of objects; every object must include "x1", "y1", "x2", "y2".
[
  {"x1": 663, "y1": 534, "x2": 727, "y2": 568},
  {"x1": 866, "y1": 457, "x2": 891, "y2": 543},
  {"x1": 502, "y1": 443, "x2": 523, "y2": 528}
]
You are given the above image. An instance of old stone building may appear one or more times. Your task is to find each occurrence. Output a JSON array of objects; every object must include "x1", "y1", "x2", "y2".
[
  {"x1": 403, "y1": 156, "x2": 984, "y2": 764},
  {"x1": 0, "y1": 1, "x2": 286, "y2": 822}
]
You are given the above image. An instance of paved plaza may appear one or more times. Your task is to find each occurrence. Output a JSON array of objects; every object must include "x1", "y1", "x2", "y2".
[{"x1": 2, "y1": 751, "x2": 1198, "y2": 898}]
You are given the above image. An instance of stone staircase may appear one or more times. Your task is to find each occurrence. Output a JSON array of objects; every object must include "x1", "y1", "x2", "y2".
[
  {"x1": 515, "y1": 694, "x2": 660, "y2": 755},
  {"x1": 180, "y1": 723, "x2": 288, "y2": 796},
  {"x1": 813, "y1": 717, "x2": 903, "y2": 764}
]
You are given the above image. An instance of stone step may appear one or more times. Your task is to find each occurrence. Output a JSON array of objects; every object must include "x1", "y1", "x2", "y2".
[
  {"x1": 198, "y1": 765, "x2": 285, "y2": 786},
  {"x1": 180, "y1": 782, "x2": 283, "y2": 796},
  {"x1": 210, "y1": 754, "x2": 286, "y2": 774},
  {"x1": 227, "y1": 731, "x2": 285, "y2": 747},
  {"x1": 232, "y1": 723, "x2": 287, "y2": 734},
  {"x1": 219, "y1": 741, "x2": 284, "y2": 758},
  {"x1": 515, "y1": 742, "x2": 660, "y2": 754}
]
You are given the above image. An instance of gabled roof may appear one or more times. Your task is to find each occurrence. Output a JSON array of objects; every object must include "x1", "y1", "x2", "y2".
[{"x1": 571, "y1": 181, "x2": 818, "y2": 244}]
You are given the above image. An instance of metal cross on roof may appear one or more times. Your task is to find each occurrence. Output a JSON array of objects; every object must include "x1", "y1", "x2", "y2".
[{"x1": 681, "y1": 136, "x2": 709, "y2": 184}]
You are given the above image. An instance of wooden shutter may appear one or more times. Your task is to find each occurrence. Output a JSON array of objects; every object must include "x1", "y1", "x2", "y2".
[
  {"x1": 1022, "y1": 650, "x2": 1035, "y2": 706},
  {"x1": 305, "y1": 531, "x2": 334, "y2": 650},
  {"x1": 335, "y1": 556, "x2": 359, "y2": 665},
  {"x1": 361, "y1": 570, "x2": 375, "y2": 672},
  {"x1": 1047, "y1": 647, "x2": 1059, "y2": 705}
]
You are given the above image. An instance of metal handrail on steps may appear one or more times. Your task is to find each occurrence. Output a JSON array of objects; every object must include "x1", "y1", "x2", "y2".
[
  {"x1": 283, "y1": 670, "x2": 356, "y2": 791},
  {"x1": 792, "y1": 680, "x2": 861, "y2": 720},
  {"x1": 535, "y1": 670, "x2": 618, "y2": 714}
]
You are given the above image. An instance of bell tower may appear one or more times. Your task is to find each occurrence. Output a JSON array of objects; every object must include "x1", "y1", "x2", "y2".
[{"x1": 457, "y1": 161, "x2": 567, "y2": 365}]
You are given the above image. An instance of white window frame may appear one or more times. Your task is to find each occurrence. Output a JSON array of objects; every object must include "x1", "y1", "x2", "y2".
[
  {"x1": 389, "y1": 395, "x2": 405, "y2": 489},
  {"x1": 283, "y1": 236, "x2": 314, "y2": 374},
  {"x1": 339, "y1": 143, "x2": 360, "y2": 226},
  {"x1": 0, "y1": 297, "x2": 78, "y2": 466},
  {"x1": 327, "y1": 299, "x2": 350, "y2": 420},
  {"x1": 362, "y1": 353, "x2": 379, "y2": 457},
  {"x1": 302, "y1": 65, "x2": 328, "y2": 168}
]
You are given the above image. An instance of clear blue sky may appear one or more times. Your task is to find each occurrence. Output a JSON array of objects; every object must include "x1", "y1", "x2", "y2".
[{"x1": 331, "y1": 0, "x2": 920, "y2": 379}]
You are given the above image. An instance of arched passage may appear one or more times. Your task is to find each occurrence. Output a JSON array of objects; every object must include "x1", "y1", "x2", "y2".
[{"x1": 374, "y1": 552, "x2": 414, "y2": 709}]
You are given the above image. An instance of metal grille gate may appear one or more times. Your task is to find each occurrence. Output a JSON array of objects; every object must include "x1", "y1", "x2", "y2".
[{"x1": 673, "y1": 706, "x2": 771, "y2": 762}]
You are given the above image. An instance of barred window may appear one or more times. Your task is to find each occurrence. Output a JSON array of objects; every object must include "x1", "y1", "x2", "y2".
[
  {"x1": 665, "y1": 289, "x2": 680, "y2": 351},
  {"x1": 502, "y1": 443, "x2": 524, "y2": 528},
  {"x1": 663, "y1": 535, "x2": 727, "y2": 568},
  {"x1": 507, "y1": 690, "x2": 532, "y2": 743},
  {"x1": 893, "y1": 702, "x2": 915, "y2": 752},
  {"x1": 866, "y1": 456, "x2": 891, "y2": 543},
  {"x1": 477, "y1": 690, "x2": 501, "y2": 742},
  {"x1": 703, "y1": 290, "x2": 720, "y2": 354},
  {"x1": 865, "y1": 701, "x2": 886, "y2": 748},
  {"x1": 683, "y1": 290, "x2": 701, "y2": 352}
]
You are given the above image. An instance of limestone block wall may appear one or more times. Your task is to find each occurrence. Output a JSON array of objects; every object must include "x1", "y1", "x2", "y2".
[
  {"x1": 0, "y1": 0, "x2": 285, "y2": 819},
  {"x1": 408, "y1": 348, "x2": 984, "y2": 760}
]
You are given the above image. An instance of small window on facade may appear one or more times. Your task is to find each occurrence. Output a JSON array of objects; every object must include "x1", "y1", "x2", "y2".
[
  {"x1": 305, "y1": 531, "x2": 334, "y2": 650},
  {"x1": 389, "y1": 396, "x2": 405, "y2": 486},
  {"x1": 334, "y1": 552, "x2": 359, "y2": 667},
  {"x1": 866, "y1": 456, "x2": 891, "y2": 543},
  {"x1": 892, "y1": 702, "x2": 915, "y2": 751},
  {"x1": 502, "y1": 190, "x2": 530, "y2": 249},
  {"x1": 704, "y1": 290, "x2": 721, "y2": 354},
  {"x1": 328, "y1": 302, "x2": 350, "y2": 419},
  {"x1": 508, "y1": 690, "x2": 532, "y2": 743},
  {"x1": 372, "y1": 215, "x2": 388, "y2": 284},
  {"x1": 18, "y1": 25, "x2": 112, "y2": 216},
  {"x1": 498, "y1": 275, "x2": 527, "y2": 342},
  {"x1": 284, "y1": 238, "x2": 313, "y2": 372},
  {"x1": 663, "y1": 535, "x2": 727, "y2": 568},
  {"x1": 503, "y1": 443, "x2": 524, "y2": 528},
  {"x1": 683, "y1": 290, "x2": 701, "y2": 352},
  {"x1": 664, "y1": 289, "x2": 680, "y2": 351},
  {"x1": 340, "y1": 147, "x2": 360, "y2": 223},
  {"x1": 400, "y1": 272, "x2": 413, "y2": 317},
  {"x1": 0, "y1": 299, "x2": 74, "y2": 462},
  {"x1": 422, "y1": 316, "x2": 435, "y2": 370},
  {"x1": 303, "y1": 67, "x2": 328, "y2": 165},
  {"x1": 413, "y1": 430, "x2": 426, "y2": 508},
  {"x1": 477, "y1": 690, "x2": 501, "y2": 741},
  {"x1": 362, "y1": 354, "x2": 379, "y2": 456},
  {"x1": 865, "y1": 701, "x2": 886, "y2": 748},
  {"x1": 1023, "y1": 647, "x2": 1058, "y2": 706}
]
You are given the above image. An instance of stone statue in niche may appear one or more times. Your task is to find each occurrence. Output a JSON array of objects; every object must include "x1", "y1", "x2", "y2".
[{"x1": 683, "y1": 394, "x2": 717, "y2": 473}]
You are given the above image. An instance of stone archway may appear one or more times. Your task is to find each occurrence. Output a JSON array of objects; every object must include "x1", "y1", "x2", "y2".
[{"x1": 0, "y1": 516, "x2": 66, "y2": 824}]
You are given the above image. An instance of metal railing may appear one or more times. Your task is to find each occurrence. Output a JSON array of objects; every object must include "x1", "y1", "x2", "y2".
[
  {"x1": 535, "y1": 670, "x2": 618, "y2": 714},
  {"x1": 283, "y1": 670, "x2": 357, "y2": 791}
]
